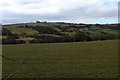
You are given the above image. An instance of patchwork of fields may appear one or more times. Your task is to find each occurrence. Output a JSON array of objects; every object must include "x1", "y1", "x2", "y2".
[
  {"x1": 2, "y1": 40, "x2": 118, "y2": 78},
  {"x1": 2, "y1": 23, "x2": 119, "y2": 44}
]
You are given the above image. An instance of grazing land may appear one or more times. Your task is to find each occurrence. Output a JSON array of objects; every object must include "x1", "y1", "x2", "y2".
[
  {"x1": 2, "y1": 40, "x2": 118, "y2": 78},
  {"x1": 1, "y1": 22, "x2": 119, "y2": 44}
]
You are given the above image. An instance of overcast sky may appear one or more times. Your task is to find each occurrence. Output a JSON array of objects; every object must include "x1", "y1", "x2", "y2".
[{"x1": 0, "y1": 0, "x2": 119, "y2": 24}]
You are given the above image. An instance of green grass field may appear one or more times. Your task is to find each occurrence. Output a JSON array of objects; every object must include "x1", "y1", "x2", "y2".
[
  {"x1": 0, "y1": 36, "x2": 7, "y2": 39},
  {"x1": 8, "y1": 28, "x2": 38, "y2": 35},
  {"x1": 101, "y1": 29, "x2": 119, "y2": 35},
  {"x1": 2, "y1": 40, "x2": 118, "y2": 78}
]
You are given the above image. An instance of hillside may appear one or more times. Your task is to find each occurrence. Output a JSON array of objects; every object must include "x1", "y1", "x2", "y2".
[{"x1": 1, "y1": 22, "x2": 119, "y2": 44}]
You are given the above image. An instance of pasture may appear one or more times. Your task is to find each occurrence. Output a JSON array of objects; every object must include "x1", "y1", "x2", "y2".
[
  {"x1": 8, "y1": 28, "x2": 38, "y2": 35},
  {"x1": 2, "y1": 40, "x2": 118, "y2": 78}
]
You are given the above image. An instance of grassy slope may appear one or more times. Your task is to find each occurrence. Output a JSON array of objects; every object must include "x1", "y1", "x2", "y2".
[
  {"x1": 2, "y1": 40, "x2": 118, "y2": 78},
  {"x1": 8, "y1": 28, "x2": 38, "y2": 35},
  {"x1": 3, "y1": 23, "x2": 65, "y2": 28},
  {"x1": 101, "y1": 29, "x2": 119, "y2": 35},
  {"x1": 0, "y1": 36, "x2": 7, "y2": 39},
  {"x1": 2, "y1": 23, "x2": 119, "y2": 37}
]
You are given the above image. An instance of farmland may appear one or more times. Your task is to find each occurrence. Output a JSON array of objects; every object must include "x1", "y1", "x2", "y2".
[
  {"x1": 2, "y1": 40, "x2": 118, "y2": 78},
  {"x1": 2, "y1": 22, "x2": 119, "y2": 44}
]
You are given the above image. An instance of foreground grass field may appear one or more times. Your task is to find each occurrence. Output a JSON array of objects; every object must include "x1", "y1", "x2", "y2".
[{"x1": 2, "y1": 40, "x2": 118, "y2": 78}]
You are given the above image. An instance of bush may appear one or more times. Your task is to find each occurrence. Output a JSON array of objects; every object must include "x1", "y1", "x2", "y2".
[
  {"x1": 32, "y1": 26, "x2": 61, "y2": 35},
  {"x1": 2, "y1": 39, "x2": 25, "y2": 44},
  {"x1": 73, "y1": 31, "x2": 92, "y2": 42},
  {"x1": 2, "y1": 28, "x2": 12, "y2": 36}
]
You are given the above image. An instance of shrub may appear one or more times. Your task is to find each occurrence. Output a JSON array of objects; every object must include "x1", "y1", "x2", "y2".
[{"x1": 2, "y1": 39, "x2": 25, "y2": 44}]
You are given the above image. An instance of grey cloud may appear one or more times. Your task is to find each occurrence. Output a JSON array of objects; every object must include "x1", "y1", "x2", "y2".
[{"x1": 1, "y1": 0, "x2": 118, "y2": 24}]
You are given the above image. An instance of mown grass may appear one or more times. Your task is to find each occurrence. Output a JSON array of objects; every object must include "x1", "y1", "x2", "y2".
[{"x1": 2, "y1": 40, "x2": 118, "y2": 78}]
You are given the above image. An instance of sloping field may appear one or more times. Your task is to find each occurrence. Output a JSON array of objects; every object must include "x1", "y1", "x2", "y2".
[
  {"x1": 2, "y1": 40, "x2": 118, "y2": 78},
  {"x1": 8, "y1": 28, "x2": 38, "y2": 35}
]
